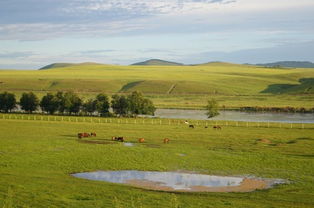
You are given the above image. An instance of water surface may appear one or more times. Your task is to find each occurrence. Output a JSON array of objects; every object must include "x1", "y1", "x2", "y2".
[
  {"x1": 154, "y1": 109, "x2": 314, "y2": 123},
  {"x1": 72, "y1": 170, "x2": 285, "y2": 192}
]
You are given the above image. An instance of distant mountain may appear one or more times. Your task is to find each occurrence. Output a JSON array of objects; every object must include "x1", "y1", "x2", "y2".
[
  {"x1": 256, "y1": 61, "x2": 314, "y2": 68},
  {"x1": 131, "y1": 59, "x2": 184, "y2": 66},
  {"x1": 39, "y1": 62, "x2": 104, "y2": 70},
  {"x1": 192, "y1": 61, "x2": 245, "y2": 67}
]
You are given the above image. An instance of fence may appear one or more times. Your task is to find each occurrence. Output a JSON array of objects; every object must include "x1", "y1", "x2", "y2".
[{"x1": 0, "y1": 113, "x2": 313, "y2": 129}]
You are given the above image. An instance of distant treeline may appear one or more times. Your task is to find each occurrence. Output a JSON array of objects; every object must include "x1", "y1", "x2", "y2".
[
  {"x1": 239, "y1": 106, "x2": 314, "y2": 113},
  {"x1": 0, "y1": 91, "x2": 155, "y2": 117}
]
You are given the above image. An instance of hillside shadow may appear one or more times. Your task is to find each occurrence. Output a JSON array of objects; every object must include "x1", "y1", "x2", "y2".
[
  {"x1": 261, "y1": 78, "x2": 314, "y2": 94},
  {"x1": 119, "y1": 81, "x2": 144, "y2": 92}
]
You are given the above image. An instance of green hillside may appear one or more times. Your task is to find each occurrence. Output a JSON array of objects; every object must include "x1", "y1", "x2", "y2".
[
  {"x1": 257, "y1": 61, "x2": 314, "y2": 68},
  {"x1": 131, "y1": 59, "x2": 183, "y2": 66},
  {"x1": 40, "y1": 62, "x2": 105, "y2": 70},
  {"x1": 1, "y1": 62, "x2": 314, "y2": 108}
]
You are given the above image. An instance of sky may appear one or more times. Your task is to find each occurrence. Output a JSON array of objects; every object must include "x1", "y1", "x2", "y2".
[{"x1": 0, "y1": 0, "x2": 314, "y2": 69}]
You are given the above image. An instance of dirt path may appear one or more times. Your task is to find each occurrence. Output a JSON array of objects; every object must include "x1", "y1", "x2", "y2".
[{"x1": 167, "y1": 83, "x2": 177, "y2": 94}]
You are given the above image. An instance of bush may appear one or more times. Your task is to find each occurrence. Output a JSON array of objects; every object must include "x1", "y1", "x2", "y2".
[{"x1": 206, "y1": 99, "x2": 219, "y2": 118}]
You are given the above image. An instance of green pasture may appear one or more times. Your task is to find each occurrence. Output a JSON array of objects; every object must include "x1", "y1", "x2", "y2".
[
  {"x1": 0, "y1": 116, "x2": 313, "y2": 207},
  {"x1": 0, "y1": 63, "x2": 313, "y2": 108}
]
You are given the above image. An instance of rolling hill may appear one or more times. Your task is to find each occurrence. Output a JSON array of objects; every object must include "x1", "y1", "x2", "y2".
[
  {"x1": 256, "y1": 61, "x2": 314, "y2": 68},
  {"x1": 1, "y1": 62, "x2": 314, "y2": 108},
  {"x1": 131, "y1": 59, "x2": 184, "y2": 66},
  {"x1": 39, "y1": 62, "x2": 105, "y2": 70}
]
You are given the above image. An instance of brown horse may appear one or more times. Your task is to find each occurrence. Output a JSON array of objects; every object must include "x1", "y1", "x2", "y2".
[
  {"x1": 78, "y1": 132, "x2": 90, "y2": 139},
  {"x1": 163, "y1": 138, "x2": 170, "y2": 144},
  {"x1": 112, "y1": 136, "x2": 125, "y2": 142},
  {"x1": 138, "y1": 138, "x2": 145, "y2": 143},
  {"x1": 213, "y1": 125, "x2": 222, "y2": 130}
]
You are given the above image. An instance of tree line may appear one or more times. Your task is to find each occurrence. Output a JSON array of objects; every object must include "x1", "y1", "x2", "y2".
[{"x1": 0, "y1": 91, "x2": 155, "y2": 117}]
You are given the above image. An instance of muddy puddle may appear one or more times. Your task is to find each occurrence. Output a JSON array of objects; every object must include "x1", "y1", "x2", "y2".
[
  {"x1": 72, "y1": 170, "x2": 286, "y2": 192},
  {"x1": 123, "y1": 142, "x2": 135, "y2": 147}
]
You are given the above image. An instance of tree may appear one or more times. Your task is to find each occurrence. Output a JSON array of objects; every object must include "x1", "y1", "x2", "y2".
[
  {"x1": 127, "y1": 91, "x2": 156, "y2": 116},
  {"x1": 206, "y1": 99, "x2": 220, "y2": 118},
  {"x1": 0, "y1": 92, "x2": 16, "y2": 113},
  {"x1": 127, "y1": 91, "x2": 143, "y2": 115},
  {"x1": 55, "y1": 91, "x2": 66, "y2": 114},
  {"x1": 83, "y1": 98, "x2": 97, "y2": 115},
  {"x1": 20, "y1": 92, "x2": 39, "y2": 113},
  {"x1": 111, "y1": 94, "x2": 129, "y2": 116},
  {"x1": 40, "y1": 93, "x2": 59, "y2": 114},
  {"x1": 64, "y1": 91, "x2": 82, "y2": 115},
  {"x1": 95, "y1": 94, "x2": 110, "y2": 116},
  {"x1": 140, "y1": 98, "x2": 156, "y2": 116}
]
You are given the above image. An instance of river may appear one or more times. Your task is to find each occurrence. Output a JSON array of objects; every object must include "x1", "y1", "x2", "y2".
[{"x1": 153, "y1": 109, "x2": 314, "y2": 123}]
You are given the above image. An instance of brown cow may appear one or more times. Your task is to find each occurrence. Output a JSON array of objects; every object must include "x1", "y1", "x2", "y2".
[
  {"x1": 138, "y1": 138, "x2": 145, "y2": 143},
  {"x1": 91, "y1": 132, "x2": 96, "y2": 137},
  {"x1": 163, "y1": 138, "x2": 170, "y2": 144},
  {"x1": 189, "y1": 125, "x2": 195, "y2": 128}
]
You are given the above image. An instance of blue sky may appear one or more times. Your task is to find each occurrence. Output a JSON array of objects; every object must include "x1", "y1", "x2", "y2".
[{"x1": 0, "y1": 0, "x2": 314, "y2": 69}]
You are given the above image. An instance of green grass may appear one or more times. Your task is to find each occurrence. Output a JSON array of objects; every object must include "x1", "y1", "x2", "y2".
[
  {"x1": 0, "y1": 63, "x2": 313, "y2": 108},
  {"x1": 0, "y1": 116, "x2": 313, "y2": 207}
]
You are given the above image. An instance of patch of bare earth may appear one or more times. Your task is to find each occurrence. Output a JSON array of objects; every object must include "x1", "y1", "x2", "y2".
[{"x1": 126, "y1": 178, "x2": 271, "y2": 193}]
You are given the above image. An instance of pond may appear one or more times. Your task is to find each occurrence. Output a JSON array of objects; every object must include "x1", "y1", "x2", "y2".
[
  {"x1": 72, "y1": 170, "x2": 286, "y2": 192},
  {"x1": 153, "y1": 109, "x2": 314, "y2": 123}
]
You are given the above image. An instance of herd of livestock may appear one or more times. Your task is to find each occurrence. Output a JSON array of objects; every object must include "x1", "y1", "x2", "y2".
[{"x1": 77, "y1": 123, "x2": 222, "y2": 144}]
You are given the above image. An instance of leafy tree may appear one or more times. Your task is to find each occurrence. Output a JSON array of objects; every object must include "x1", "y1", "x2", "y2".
[
  {"x1": 206, "y1": 99, "x2": 220, "y2": 118},
  {"x1": 0, "y1": 92, "x2": 16, "y2": 113},
  {"x1": 127, "y1": 91, "x2": 156, "y2": 116},
  {"x1": 64, "y1": 91, "x2": 82, "y2": 115},
  {"x1": 111, "y1": 94, "x2": 129, "y2": 116},
  {"x1": 20, "y1": 92, "x2": 39, "y2": 113},
  {"x1": 127, "y1": 91, "x2": 143, "y2": 115},
  {"x1": 83, "y1": 98, "x2": 97, "y2": 115},
  {"x1": 55, "y1": 91, "x2": 66, "y2": 114},
  {"x1": 141, "y1": 98, "x2": 156, "y2": 116},
  {"x1": 40, "y1": 93, "x2": 59, "y2": 114},
  {"x1": 95, "y1": 94, "x2": 110, "y2": 116}
]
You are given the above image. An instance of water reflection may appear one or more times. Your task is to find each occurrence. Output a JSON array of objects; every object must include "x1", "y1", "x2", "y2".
[
  {"x1": 72, "y1": 170, "x2": 243, "y2": 190},
  {"x1": 153, "y1": 109, "x2": 314, "y2": 123}
]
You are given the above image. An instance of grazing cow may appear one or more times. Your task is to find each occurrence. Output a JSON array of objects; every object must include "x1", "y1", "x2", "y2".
[
  {"x1": 112, "y1": 136, "x2": 125, "y2": 142},
  {"x1": 138, "y1": 138, "x2": 145, "y2": 143},
  {"x1": 163, "y1": 138, "x2": 170, "y2": 144},
  {"x1": 90, "y1": 132, "x2": 96, "y2": 137},
  {"x1": 213, "y1": 125, "x2": 222, "y2": 130},
  {"x1": 205, "y1": 126, "x2": 208, "y2": 128},
  {"x1": 184, "y1": 120, "x2": 189, "y2": 125},
  {"x1": 189, "y1": 124, "x2": 195, "y2": 128}
]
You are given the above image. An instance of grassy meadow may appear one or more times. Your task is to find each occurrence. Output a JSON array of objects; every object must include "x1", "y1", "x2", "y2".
[
  {"x1": 0, "y1": 63, "x2": 314, "y2": 109},
  {"x1": 0, "y1": 116, "x2": 313, "y2": 207}
]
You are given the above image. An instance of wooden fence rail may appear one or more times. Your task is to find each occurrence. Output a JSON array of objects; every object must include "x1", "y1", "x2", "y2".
[{"x1": 0, "y1": 113, "x2": 313, "y2": 129}]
